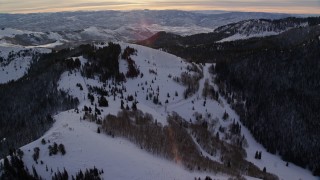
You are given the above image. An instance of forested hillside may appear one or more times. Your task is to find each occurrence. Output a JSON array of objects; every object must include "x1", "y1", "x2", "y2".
[
  {"x1": 213, "y1": 27, "x2": 320, "y2": 175},
  {"x1": 0, "y1": 49, "x2": 79, "y2": 158},
  {"x1": 139, "y1": 20, "x2": 320, "y2": 175},
  {"x1": 0, "y1": 43, "x2": 123, "y2": 158}
]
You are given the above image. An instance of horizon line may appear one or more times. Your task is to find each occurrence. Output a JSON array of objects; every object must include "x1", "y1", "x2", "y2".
[{"x1": 1, "y1": 9, "x2": 320, "y2": 16}]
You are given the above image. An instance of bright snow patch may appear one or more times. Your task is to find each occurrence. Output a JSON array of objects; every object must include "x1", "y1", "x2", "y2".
[{"x1": 218, "y1": 31, "x2": 279, "y2": 42}]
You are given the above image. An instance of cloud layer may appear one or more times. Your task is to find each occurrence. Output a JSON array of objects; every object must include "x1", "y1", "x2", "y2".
[{"x1": 0, "y1": 0, "x2": 319, "y2": 14}]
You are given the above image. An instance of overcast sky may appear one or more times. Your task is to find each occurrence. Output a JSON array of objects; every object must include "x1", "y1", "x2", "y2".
[{"x1": 0, "y1": 0, "x2": 319, "y2": 14}]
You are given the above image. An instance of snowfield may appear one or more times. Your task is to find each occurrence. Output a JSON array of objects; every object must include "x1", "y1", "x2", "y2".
[
  {"x1": 218, "y1": 31, "x2": 279, "y2": 42},
  {"x1": 2, "y1": 43, "x2": 318, "y2": 180},
  {"x1": 20, "y1": 110, "x2": 233, "y2": 180}
]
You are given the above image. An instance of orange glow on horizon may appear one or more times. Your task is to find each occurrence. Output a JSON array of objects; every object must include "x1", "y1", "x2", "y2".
[{"x1": 1, "y1": 1, "x2": 320, "y2": 15}]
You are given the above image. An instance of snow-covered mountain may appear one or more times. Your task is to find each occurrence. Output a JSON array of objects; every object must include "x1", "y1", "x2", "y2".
[
  {"x1": 1, "y1": 42, "x2": 317, "y2": 180},
  {"x1": 139, "y1": 16, "x2": 320, "y2": 48},
  {"x1": 215, "y1": 18, "x2": 309, "y2": 42},
  {"x1": 0, "y1": 11, "x2": 319, "y2": 180}
]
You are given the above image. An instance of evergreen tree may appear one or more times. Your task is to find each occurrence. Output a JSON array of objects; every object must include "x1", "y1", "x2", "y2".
[
  {"x1": 59, "y1": 144, "x2": 66, "y2": 155},
  {"x1": 32, "y1": 165, "x2": 38, "y2": 179},
  {"x1": 132, "y1": 101, "x2": 137, "y2": 111},
  {"x1": 121, "y1": 100, "x2": 124, "y2": 109},
  {"x1": 98, "y1": 96, "x2": 108, "y2": 107},
  {"x1": 222, "y1": 111, "x2": 229, "y2": 120}
]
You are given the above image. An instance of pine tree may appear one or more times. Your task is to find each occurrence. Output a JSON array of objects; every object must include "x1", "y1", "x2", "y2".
[
  {"x1": 258, "y1": 151, "x2": 262, "y2": 159},
  {"x1": 98, "y1": 96, "x2": 108, "y2": 107},
  {"x1": 32, "y1": 165, "x2": 38, "y2": 179},
  {"x1": 216, "y1": 132, "x2": 220, "y2": 141},
  {"x1": 121, "y1": 100, "x2": 124, "y2": 109},
  {"x1": 255, "y1": 151, "x2": 259, "y2": 159},
  {"x1": 132, "y1": 101, "x2": 137, "y2": 111},
  {"x1": 58, "y1": 144, "x2": 66, "y2": 155},
  {"x1": 63, "y1": 168, "x2": 68, "y2": 180},
  {"x1": 222, "y1": 111, "x2": 229, "y2": 120},
  {"x1": 16, "y1": 149, "x2": 24, "y2": 159}
]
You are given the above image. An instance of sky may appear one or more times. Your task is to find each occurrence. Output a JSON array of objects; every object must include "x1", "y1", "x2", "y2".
[{"x1": 0, "y1": 0, "x2": 319, "y2": 14}]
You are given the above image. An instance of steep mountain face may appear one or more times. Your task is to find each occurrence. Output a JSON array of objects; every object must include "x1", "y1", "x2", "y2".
[
  {"x1": 215, "y1": 17, "x2": 311, "y2": 42},
  {"x1": 139, "y1": 19, "x2": 320, "y2": 175}
]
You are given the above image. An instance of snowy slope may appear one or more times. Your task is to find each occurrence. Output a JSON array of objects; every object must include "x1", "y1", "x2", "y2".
[
  {"x1": 0, "y1": 27, "x2": 66, "y2": 48},
  {"x1": 0, "y1": 46, "x2": 50, "y2": 84},
  {"x1": 5, "y1": 43, "x2": 317, "y2": 180},
  {"x1": 18, "y1": 49, "x2": 229, "y2": 179},
  {"x1": 20, "y1": 110, "x2": 234, "y2": 180}
]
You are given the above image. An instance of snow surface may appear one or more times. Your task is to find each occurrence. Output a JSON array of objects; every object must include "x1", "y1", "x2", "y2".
[
  {"x1": 0, "y1": 28, "x2": 31, "y2": 38},
  {"x1": 4, "y1": 43, "x2": 318, "y2": 180},
  {"x1": 25, "y1": 41, "x2": 64, "y2": 48},
  {"x1": 0, "y1": 54, "x2": 31, "y2": 84}
]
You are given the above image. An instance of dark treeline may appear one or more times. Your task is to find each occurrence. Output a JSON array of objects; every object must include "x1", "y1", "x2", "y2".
[
  {"x1": 0, "y1": 155, "x2": 37, "y2": 180},
  {"x1": 80, "y1": 43, "x2": 124, "y2": 82}
]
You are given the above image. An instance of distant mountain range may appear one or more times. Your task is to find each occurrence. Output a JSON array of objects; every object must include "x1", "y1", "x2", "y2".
[{"x1": 0, "y1": 10, "x2": 297, "y2": 47}]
